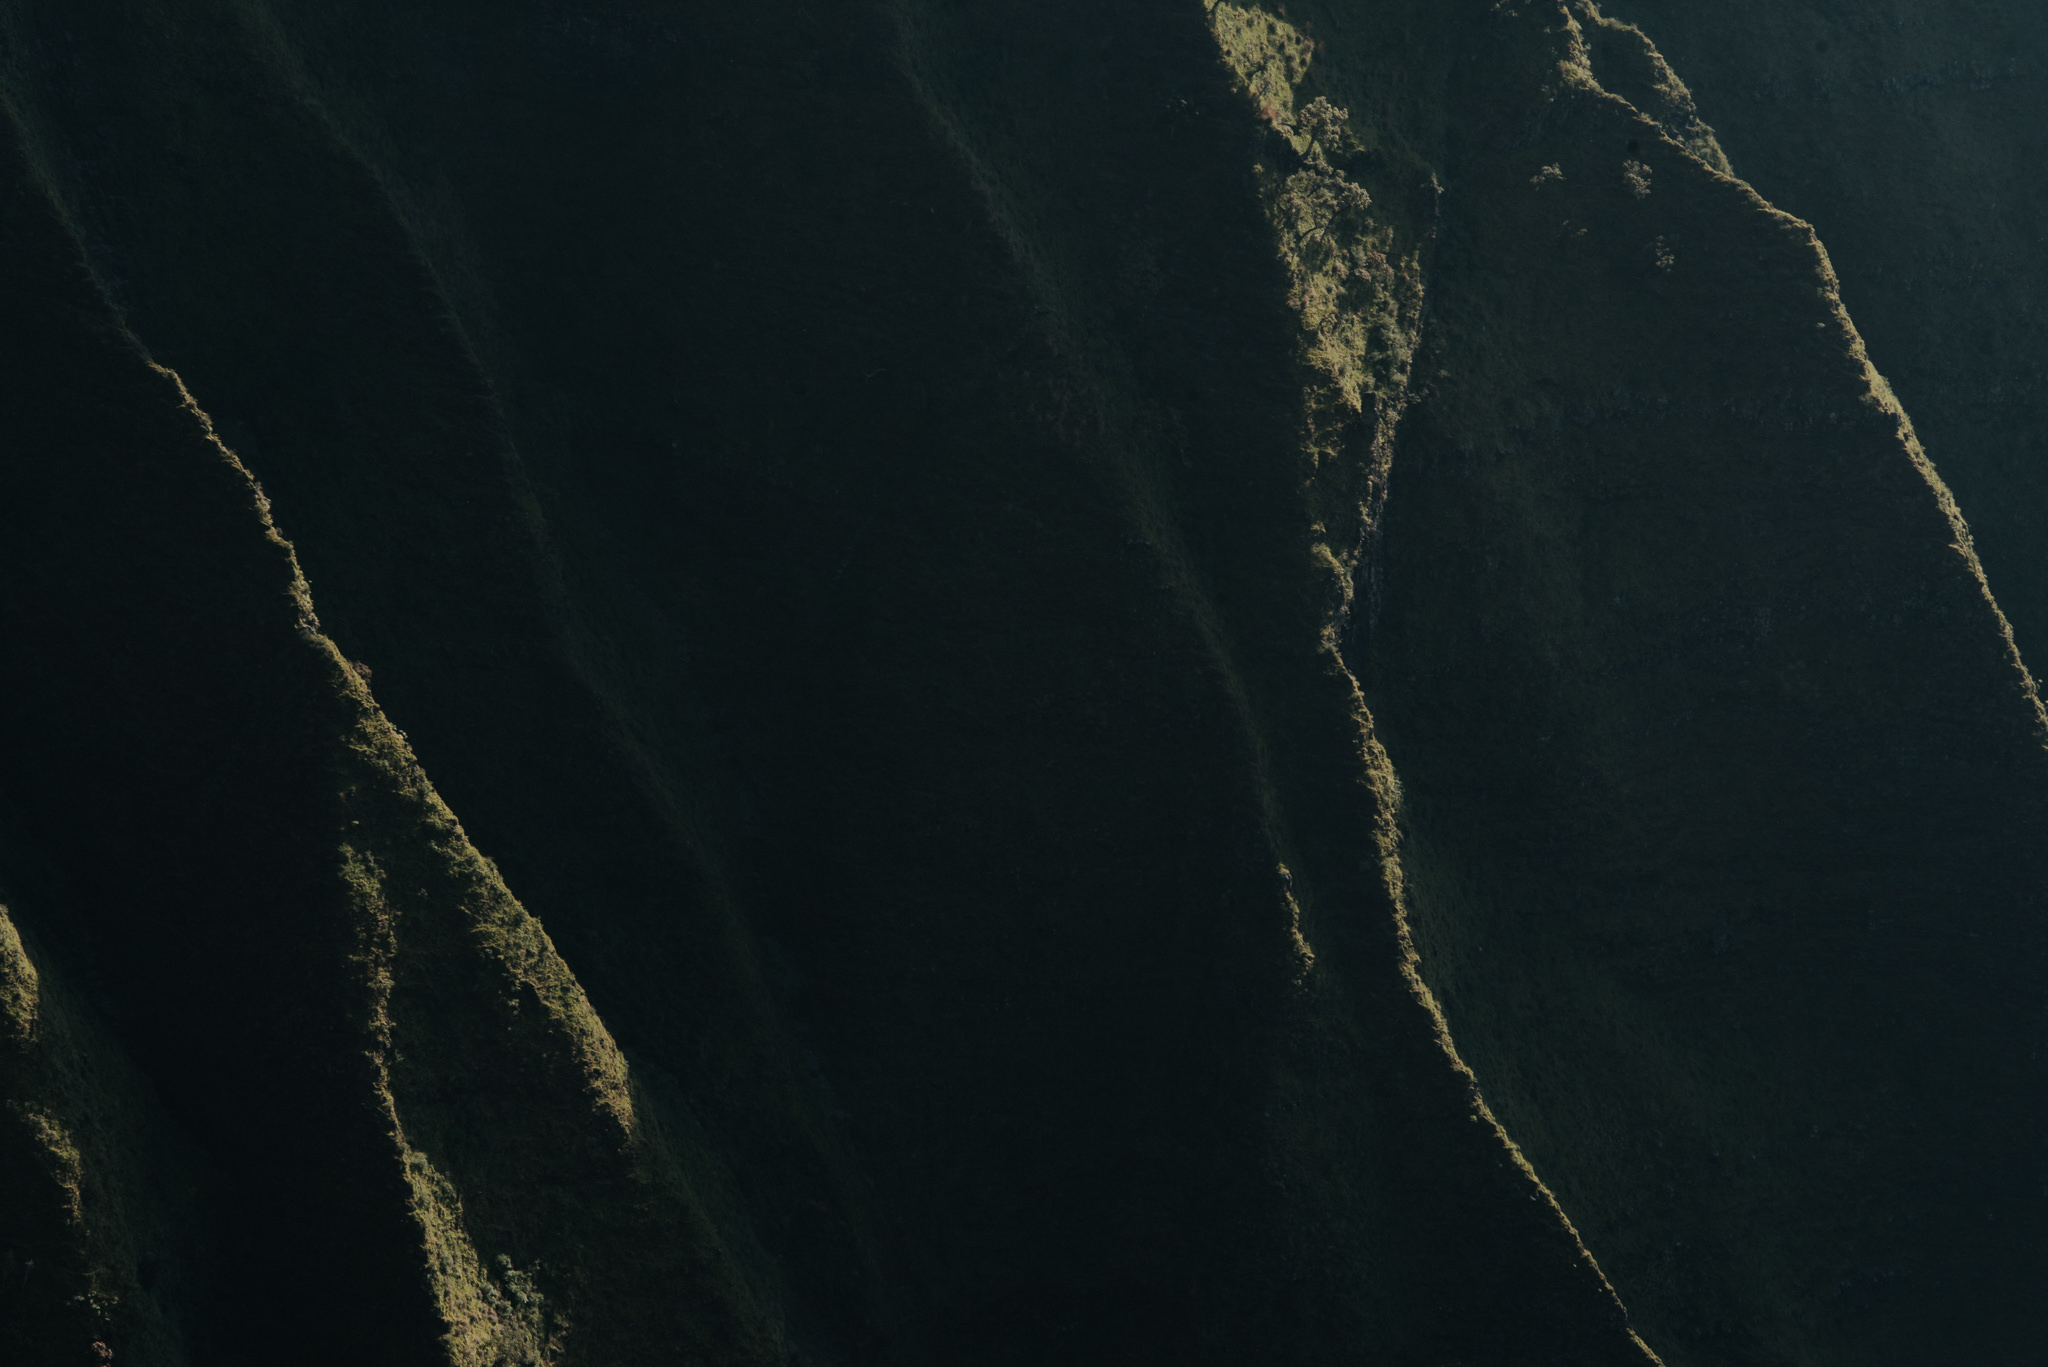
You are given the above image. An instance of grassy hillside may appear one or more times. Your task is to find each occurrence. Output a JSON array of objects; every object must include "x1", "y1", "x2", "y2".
[{"x1": 0, "y1": 2, "x2": 2040, "y2": 1364}]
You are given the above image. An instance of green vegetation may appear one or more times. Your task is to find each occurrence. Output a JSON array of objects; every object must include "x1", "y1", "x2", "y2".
[
  {"x1": 0, "y1": 898, "x2": 204, "y2": 1365},
  {"x1": 1598, "y1": 0, "x2": 2048, "y2": 669},
  {"x1": 0, "y1": 2, "x2": 2042, "y2": 1364}
]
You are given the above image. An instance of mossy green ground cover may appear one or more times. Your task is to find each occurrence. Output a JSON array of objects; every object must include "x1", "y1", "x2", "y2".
[{"x1": 0, "y1": 2, "x2": 2042, "y2": 1364}]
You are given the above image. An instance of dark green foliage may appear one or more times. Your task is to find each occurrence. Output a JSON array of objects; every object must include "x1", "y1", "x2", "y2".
[{"x1": 0, "y1": 2, "x2": 2041, "y2": 1364}]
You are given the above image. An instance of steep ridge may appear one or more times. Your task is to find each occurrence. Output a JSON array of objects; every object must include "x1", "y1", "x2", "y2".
[
  {"x1": 0, "y1": 872, "x2": 208, "y2": 1363},
  {"x1": 1593, "y1": 0, "x2": 2048, "y2": 675},
  {"x1": 0, "y1": 1, "x2": 2041, "y2": 1364},
  {"x1": 0, "y1": 0, "x2": 1655, "y2": 1360},
  {"x1": 1358, "y1": 4, "x2": 2048, "y2": 1363},
  {"x1": 0, "y1": 96, "x2": 783, "y2": 1365}
]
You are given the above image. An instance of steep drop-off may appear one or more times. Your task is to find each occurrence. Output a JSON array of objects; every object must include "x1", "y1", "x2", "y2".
[
  {"x1": 1602, "y1": 0, "x2": 2048, "y2": 679},
  {"x1": 0, "y1": 3, "x2": 2041, "y2": 1365}
]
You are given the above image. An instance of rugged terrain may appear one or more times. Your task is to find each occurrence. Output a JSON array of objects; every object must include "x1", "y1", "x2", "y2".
[{"x1": 0, "y1": 2, "x2": 2042, "y2": 1364}]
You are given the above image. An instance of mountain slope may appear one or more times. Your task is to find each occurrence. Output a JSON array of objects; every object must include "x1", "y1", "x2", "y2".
[{"x1": 0, "y1": 2, "x2": 2041, "y2": 1364}]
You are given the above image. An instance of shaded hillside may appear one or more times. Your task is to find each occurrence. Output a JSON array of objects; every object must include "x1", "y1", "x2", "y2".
[
  {"x1": 1601, "y1": 0, "x2": 2048, "y2": 669},
  {"x1": 0, "y1": 2, "x2": 2041, "y2": 1365}
]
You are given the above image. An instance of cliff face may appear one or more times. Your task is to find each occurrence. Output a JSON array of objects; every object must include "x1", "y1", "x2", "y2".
[
  {"x1": 0, "y1": 3, "x2": 2041, "y2": 1365},
  {"x1": 1604, "y1": 0, "x2": 2048, "y2": 673}
]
